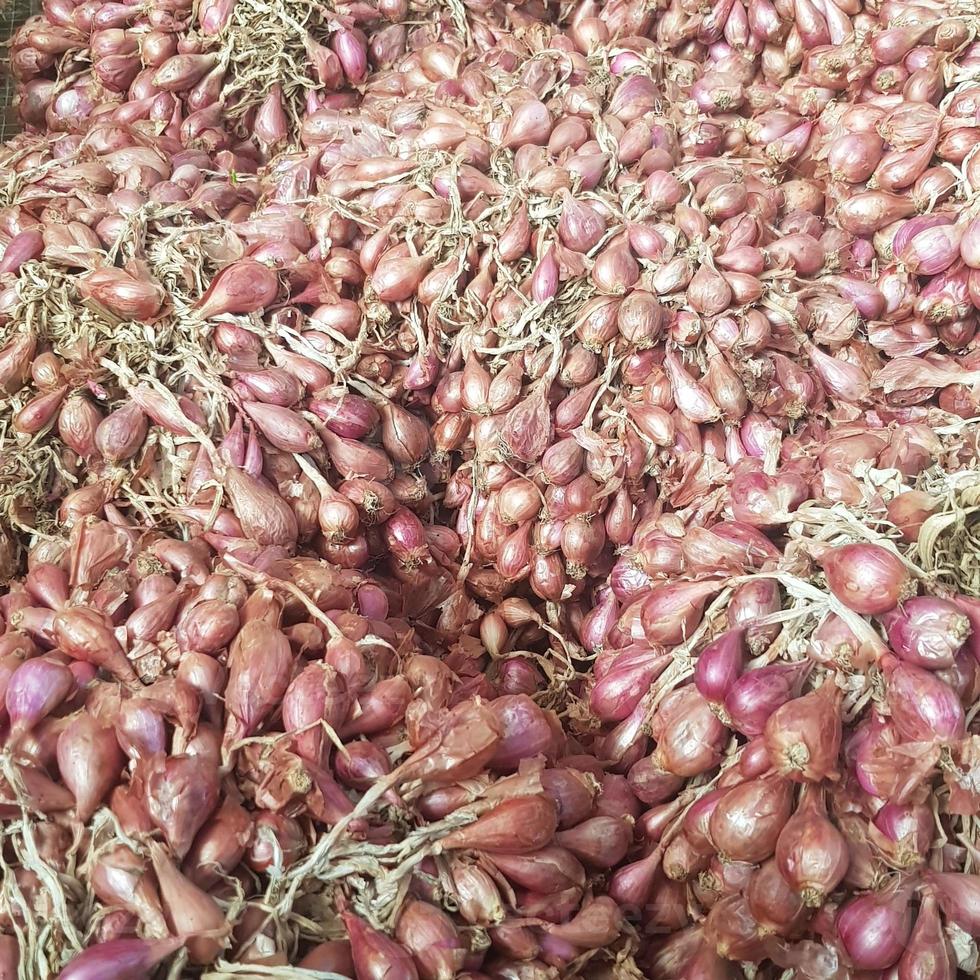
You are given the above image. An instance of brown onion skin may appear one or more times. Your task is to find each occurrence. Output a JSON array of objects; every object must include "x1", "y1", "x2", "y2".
[
  {"x1": 764, "y1": 681, "x2": 842, "y2": 783},
  {"x1": 745, "y1": 858, "x2": 808, "y2": 937},
  {"x1": 709, "y1": 775, "x2": 794, "y2": 864},
  {"x1": 775, "y1": 786, "x2": 849, "y2": 907}
]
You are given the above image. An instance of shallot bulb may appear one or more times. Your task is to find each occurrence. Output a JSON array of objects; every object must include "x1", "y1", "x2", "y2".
[
  {"x1": 764, "y1": 681, "x2": 842, "y2": 782},
  {"x1": 775, "y1": 786, "x2": 849, "y2": 906},
  {"x1": 821, "y1": 543, "x2": 915, "y2": 615},
  {"x1": 836, "y1": 883, "x2": 913, "y2": 971},
  {"x1": 881, "y1": 597, "x2": 971, "y2": 669}
]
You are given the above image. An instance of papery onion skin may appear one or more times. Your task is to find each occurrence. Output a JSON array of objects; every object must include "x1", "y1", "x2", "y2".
[
  {"x1": 881, "y1": 597, "x2": 971, "y2": 669},
  {"x1": 919, "y1": 870, "x2": 980, "y2": 937},
  {"x1": 885, "y1": 662, "x2": 965, "y2": 744}
]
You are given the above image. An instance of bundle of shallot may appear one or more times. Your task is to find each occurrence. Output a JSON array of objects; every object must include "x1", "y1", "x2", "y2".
[{"x1": 1, "y1": 0, "x2": 980, "y2": 975}]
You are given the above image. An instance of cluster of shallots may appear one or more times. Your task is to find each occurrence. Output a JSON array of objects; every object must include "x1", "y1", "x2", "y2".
[
  {"x1": 4, "y1": 0, "x2": 980, "y2": 976},
  {"x1": 0, "y1": 504, "x2": 646, "y2": 978},
  {"x1": 10, "y1": 0, "x2": 413, "y2": 142}
]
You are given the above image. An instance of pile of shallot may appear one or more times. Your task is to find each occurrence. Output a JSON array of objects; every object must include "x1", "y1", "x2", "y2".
[{"x1": 2, "y1": 0, "x2": 980, "y2": 976}]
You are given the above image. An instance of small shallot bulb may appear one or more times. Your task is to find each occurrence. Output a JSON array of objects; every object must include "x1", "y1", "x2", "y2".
[
  {"x1": 531, "y1": 245, "x2": 559, "y2": 303},
  {"x1": 896, "y1": 893, "x2": 955, "y2": 980},
  {"x1": 920, "y1": 869, "x2": 980, "y2": 936},
  {"x1": 502, "y1": 99, "x2": 553, "y2": 149},
  {"x1": 394, "y1": 899, "x2": 466, "y2": 980},
  {"x1": 745, "y1": 858, "x2": 807, "y2": 937},
  {"x1": 694, "y1": 628, "x2": 746, "y2": 704},
  {"x1": 821, "y1": 543, "x2": 915, "y2": 615},
  {"x1": 652, "y1": 685, "x2": 727, "y2": 777},
  {"x1": 57, "y1": 937, "x2": 184, "y2": 980},
  {"x1": 195, "y1": 259, "x2": 278, "y2": 320},
  {"x1": 487, "y1": 695, "x2": 557, "y2": 771},
  {"x1": 6, "y1": 657, "x2": 74, "y2": 738},
  {"x1": 763, "y1": 681, "x2": 842, "y2": 783},
  {"x1": 887, "y1": 490, "x2": 939, "y2": 542},
  {"x1": 641, "y1": 580, "x2": 722, "y2": 646},
  {"x1": 592, "y1": 240, "x2": 639, "y2": 294},
  {"x1": 558, "y1": 193, "x2": 607, "y2": 253},
  {"x1": 343, "y1": 907, "x2": 419, "y2": 979},
  {"x1": 880, "y1": 596, "x2": 971, "y2": 669},
  {"x1": 775, "y1": 785, "x2": 849, "y2": 907},
  {"x1": 57, "y1": 714, "x2": 125, "y2": 821},
  {"x1": 724, "y1": 661, "x2": 809, "y2": 738},
  {"x1": 885, "y1": 662, "x2": 965, "y2": 743},
  {"x1": 149, "y1": 843, "x2": 227, "y2": 964},
  {"x1": 708, "y1": 775, "x2": 794, "y2": 864},
  {"x1": 836, "y1": 883, "x2": 913, "y2": 971},
  {"x1": 438, "y1": 795, "x2": 558, "y2": 854},
  {"x1": 870, "y1": 803, "x2": 933, "y2": 869}
]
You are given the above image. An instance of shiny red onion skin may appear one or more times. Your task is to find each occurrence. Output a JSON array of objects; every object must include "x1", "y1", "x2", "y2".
[
  {"x1": 836, "y1": 886, "x2": 913, "y2": 971},
  {"x1": 821, "y1": 543, "x2": 915, "y2": 616}
]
